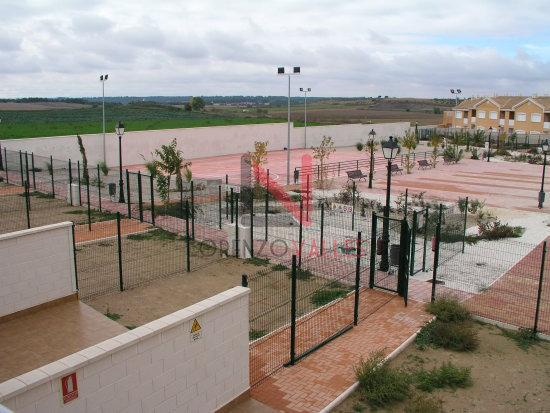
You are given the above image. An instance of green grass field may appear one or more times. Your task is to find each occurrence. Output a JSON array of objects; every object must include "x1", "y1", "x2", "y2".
[{"x1": 0, "y1": 102, "x2": 296, "y2": 139}]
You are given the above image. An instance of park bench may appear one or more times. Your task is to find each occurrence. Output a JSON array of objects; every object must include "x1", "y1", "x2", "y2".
[
  {"x1": 417, "y1": 159, "x2": 432, "y2": 169},
  {"x1": 443, "y1": 157, "x2": 457, "y2": 165},
  {"x1": 390, "y1": 164, "x2": 403, "y2": 175},
  {"x1": 346, "y1": 169, "x2": 368, "y2": 182}
]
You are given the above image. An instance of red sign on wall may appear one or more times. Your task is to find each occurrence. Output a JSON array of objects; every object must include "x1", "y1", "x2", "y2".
[{"x1": 61, "y1": 372, "x2": 78, "y2": 404}]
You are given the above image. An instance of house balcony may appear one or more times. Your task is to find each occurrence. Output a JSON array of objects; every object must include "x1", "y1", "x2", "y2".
[
  {"x1": 544, "y1": 122, "x2": 550, "y2": 130},
  {"x1": 509, "y1": 120, "x2": 515, "y2": 127},
  {"x1": 499, "y1": 119, "x2": 505, "y2": 126}
]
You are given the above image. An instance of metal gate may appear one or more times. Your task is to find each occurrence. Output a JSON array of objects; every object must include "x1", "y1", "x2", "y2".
[{"x1": 369, "y1": 213, "x2": 410, "y2": 304}]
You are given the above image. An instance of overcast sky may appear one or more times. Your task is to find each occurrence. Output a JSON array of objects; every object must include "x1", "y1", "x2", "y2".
[{"x1": 2, "y1": 0, "x2": 550, "y2": 98}]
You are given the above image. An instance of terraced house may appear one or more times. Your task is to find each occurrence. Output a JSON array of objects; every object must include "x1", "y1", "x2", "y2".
[{"x1": 443, "y1": 96, "x2": 550, "y2": 135}]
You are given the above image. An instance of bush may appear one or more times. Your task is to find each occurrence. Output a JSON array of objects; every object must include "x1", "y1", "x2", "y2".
[
  {"x1": 477, "y1": 220, "x2": 524, "y2": 240},
  {"x1": 426, "y1": 297, "x2": 471, "y2": 322},
  {"x1": 310, "y1": 288, "x2": 349, "y2": 307},
  {"x1": 287, "y1": 268, "x2": 313, "y2": 280},
  {"x1": 354, "y1": 350, "x2": 411, "y2": 408},
  {"x1": 416, "y1": 320, "x2": 479, "y2": 351},
  {"x1": 470, "y1": 148, "x2": 479, "y2": 160},
  {"x1": 501, "y1": 327, "x2": 539, "y2": 350},
  {"x1": 404, "y1": 394, "x2": 444, "y2": 413},
  {"x1": 414, "y1": 362, "x2": 472, "y2": 392},
  {"x1": 495, "y1": 148, "x2": 511, "y2": 156}
]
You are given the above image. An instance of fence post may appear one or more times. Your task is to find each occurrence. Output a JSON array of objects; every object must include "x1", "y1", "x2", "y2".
[
  {"x1": 533, "y1": 241, "x2": 547, "y2": 334},
  {"x1": 462, "y1": 196, "x2": 469, "y2": 253},
  {"x1": 4, "y1": 148, "x2": 8, "y2": 183},
  {"x1": 185, "y1": 200, "x2": 191, "y2": 272},
  {"x1": 0, "y1": 143, "x2": 3, "y2": 171},
  {"x1": 96, "y1": 164, "x2": 102, "y2": 212},
  {"x1": 369, "y1": 211, "x2": 377, "y2": 288},
  {"x1": 24, "y1": 180, "x2": 31, "y2": 229},
  {"x1": 235, "y1": 193, "x2": 239, "y2": 258},
  {"x1": 351, "y1": 181, "x2": 356, "y2": 231},
  {"x1": 126, "y1": 169, "x2": 131, "y2": 218},
  {"x1": 298, "y1": 198, "x2": 303, "y2": 268},
  {"x1": 320, "y1": 203, "x2": 325, "y2": 256},
  {"x1": 289, "y1": 255, "x2": 297, "y2": 365},
  {"x1": 249, "y1": 193, "x2": 254, "y2": 258},
  {"x1": 77, "y1": 160, "x2": 82, "y2": 206},
  {"x1": 150, "y1": 174, "x2": 155, "y2": 225},
  {"x1": 431, "y1": 205, "x2": 443, "y2": 302},
  {"x1": 137, "y1": 171, "x2": 143, "y2": 222},
  {"x1": 338, "y1": 162, "x2": 341, "y2": 177},
  {"x1": 404, "y1": 188, "x2": 408, "y2": 217},
  {"x1": 218, "y1": 185, "x2": 222, "y2": 230},
  {"x1": 31, "y1": 153, "x2": 36, "y2": 190},
  {"x1": 353, "y1": 231, "x2": 362, "y2": 326},
  {"x1": 225, "y1": 176, "x2": 229, "y2": 220},
  {"x1": 24, "y1": 152, "x2": 30, "y2": 194},
  {"x1": 241, "y1": 274, "x2": 248, "y2": 287},
  {"x1": 230, "y1": 187, "x2": 234, "y2": 224},
  {"x1": 422, "y1": 206, "x2": 429, "y2": 272},
  {"x1": 68, "y1": 159, "x2": 73, "y2": 206},
  {"x1": 116, "y1": 212, "x2": 124, "y2": 291},
  {"x1": 410, "y1": 210, "x2": 417, "y2": 276},
  {"x1": 19, "y1": 150, "x2": 24, "y2": 186},
  {"x1": 191, "y1": 181, "x2": 195, "y2": 240},
  {"x1": 71, "y1": 224, "x2": 79, "y2": 291},
  {"x1": 50, "y1": 156, "x2": 55, "y2": 197},
  {"x1": 265, "y1": 187, "x2": 269, "y2": 241},
  {"x1": 86, "y1": 179, "x2": 91, "y2": 231}
]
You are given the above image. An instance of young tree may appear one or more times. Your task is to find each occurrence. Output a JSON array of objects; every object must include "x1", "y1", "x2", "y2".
[
  {"x1": 149, "y1": 139, "x2": 191, "y2": 205},
  {"x1": 428, "y1": 133, "x2": 443, "y2": 168},
  {"x1": 76, "y1": 134, "x2": 89, "y2": 184},
  {"x1": 399, "y1": 131, "x2": 417, "y2": 174},
  {"x1": 250, "y1": 140, "x2": 269, "y2": 181},
  {"x1": 190, "y1": 97, "x2": 205, "y2": 111},
  {"x1": 312, "y1": 136, "x2": 336, "y2": 188}
]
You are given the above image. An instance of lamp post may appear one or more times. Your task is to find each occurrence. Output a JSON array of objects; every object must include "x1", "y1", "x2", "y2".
[
  {"x1": 278, "y1": 66, "x2": 300, "y2": 185},
  {"x1": 116, "y1": 121, "x2": 125, "y2": 203},
  {"x1": 450, "y1": 88, "x2": 462, "y2": 107},
  {"x1": 379, "y1": 136, "x2": 400, "y2": 272},
  {"x1": 487, "y1": 126, "x2": 493, "y2": 162},
  {"x1": 538, "y1": 139, "x2": 549, "y2": 209},
  {"x1": 300, "y1": 87, "x2": 311, "y2": 148},
  {"x1": 368, "y1": 128, "x2": 376, "y2": 189},
  {"x1": 100, "y1": 74, "x2": 108, "y2": 163}
]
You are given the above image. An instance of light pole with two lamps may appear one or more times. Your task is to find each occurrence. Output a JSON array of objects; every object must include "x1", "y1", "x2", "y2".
[
  {"x1": 300, "y1": 87, "x2": 311, "y2": 148},
  {"x1": 379, "y1": 136, "x2": 400, "y2": 272},
  {"x1": 368, "y1": 128, "x2": 376, "y2": 189},
  {"x1": 116, "y1": 121, "x2": 125, "y2": 203},
  {"x1": 277, "y1": 66, "x2": 300, "y2": 185},
  {"x1": 538, "y1": 139, "x2": 549, "y2": 209}
]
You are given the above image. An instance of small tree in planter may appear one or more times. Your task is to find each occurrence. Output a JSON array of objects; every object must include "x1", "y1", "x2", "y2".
[
  {"x1": 399, "y1": 131, "x2": 417, "y2": 173},
  {"x1": 312, "y1": 136, "x2": 336, "y2": 189},
  {"x1": 76, "y1": 134, "x2": 89, "y2": 184},
  {"x1": 428, "y1": 134, "x2": 443, "y2": 168}
]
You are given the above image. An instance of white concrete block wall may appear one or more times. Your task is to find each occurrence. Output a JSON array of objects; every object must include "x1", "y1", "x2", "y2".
[
  {"x1": 0, "y1": 286, "x2": 250, "y2": 413},
  {"x1": 0, "y1": 222, "x2": 76, "y2": 317},
  {"x1": 0, "y1": 121, "x2": 410, "y2": 168}
]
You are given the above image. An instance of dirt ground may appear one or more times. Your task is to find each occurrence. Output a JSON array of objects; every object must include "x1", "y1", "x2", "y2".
[
  {"x1": 86, "y1": 258, "x2": 265, "y2": 328},
  {"x1": 334, "y1": 323, "x2": 550, "y2": 413}
]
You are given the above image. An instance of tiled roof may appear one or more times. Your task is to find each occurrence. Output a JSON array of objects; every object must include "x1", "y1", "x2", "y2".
[{"x1": 453, "y1": 96, "x2": 550, "y2": 111}]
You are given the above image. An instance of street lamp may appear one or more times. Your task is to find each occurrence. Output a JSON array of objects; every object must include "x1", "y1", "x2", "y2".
[
  {"x1": 116, "y1": 121, "x2": 125, "y2": 203},
  {"x1": 450, "y1": 88, "x2": 462, "y2": 107},
  {"x1": 368, "y1": 128, "x2": 376, "y2": 189},
  {"x1": 379, "y1": 136, "x2": 400, "y2": 272},
  {"x1": 300, "y1": 87, "x2": 311, "y2": 148},
  {"x1": 487, "y1": 126, "x2": 493, "y2": 162},
  {"x1": 100, "y1": 74, "x2": 109, "y2": 163},
  {"x1": 538, "y1": 139, "x2": 549, "y2": 209},
  {"x1": 278, "y1": 66, "x2": 301, "y2": 185}
]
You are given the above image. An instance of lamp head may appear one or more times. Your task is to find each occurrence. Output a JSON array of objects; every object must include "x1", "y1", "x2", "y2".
[
  {"x1": 381, "y1": 136, "x2": 399, "y2": 160},
  {"x1": 115, "y1": 121, "x2": 125, "y2": 136},
  {"x1": 542, "y1": 139, "x2": 549, "y2": 153}
]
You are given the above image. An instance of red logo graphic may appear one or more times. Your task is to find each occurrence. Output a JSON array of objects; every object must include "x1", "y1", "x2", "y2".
[{"x1": 61, "y1": 372, "x2": 78, "y2": 404}]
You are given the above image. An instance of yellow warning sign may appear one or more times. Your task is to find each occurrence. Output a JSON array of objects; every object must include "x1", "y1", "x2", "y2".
[
  {"x1": 190, "y1": 318, "x2": 202, "y2": 342},
  {"x1": 191, "y1": 319, "x2": 201, "y2": 333}
]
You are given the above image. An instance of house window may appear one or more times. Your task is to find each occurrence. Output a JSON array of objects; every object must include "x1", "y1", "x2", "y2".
[
  {"x1": 455, "y1": 111, "x2": 462, "y2": 119},
  {"x1": 531, "y1": 113, "x2": 542, "y2": 122},
  {"x1": 478, "y1": 110, "x2": 486, "y2": 119},
  {"x1": 517, "y1": 113, "x2": 526, "y2": 121},
  {"x1": 489, "y1": 111, "x2": 497, "y2": 120}
]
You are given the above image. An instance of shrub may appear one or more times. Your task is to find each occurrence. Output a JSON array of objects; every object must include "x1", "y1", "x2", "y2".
[
  {"x1": 477, "y1": 220, "x2": 524, "y2": 240},
  {"x1": 287, "y1": 268, "x2": 313, "y2": 280},
  {"x1": 426, "y1": 297, "x2": 470, "y2": 322},
  {"x1": 495, "y1": 148, "x2": 511, "y2": 156},
  {"x1": 245, "y1": 257, "x2": 270, "y2": 266},
  {"x1": 249, "y1": 329, "x2": 266, "y2": 341},
  {"x1": 501, "y1": 327, "x2": 539, "y2": 350},
  {"x1": 310, "y1": 287, "x2": 349, "y2": 307},
  {"x1": 470, "y1": 148, "x2": 479, "y2": 160},
  {"x1": 430, "y1": 321, "x2": 479, "y2": 351},
  {"x1": 354, "y1": 350, "x2": 411, "y2": 408},
  {"x1": 442, "y1": 146, "x2": 463, "y2": 163},
  {"x1": 414, "y1": 362, "x2": 472, "y2": 392},
  {"x1": 271, "y1": 263, "x2": 288, "y2": 271},
  {"x1": 404, "y1": 394, "x2": 444, "y2": 413}
]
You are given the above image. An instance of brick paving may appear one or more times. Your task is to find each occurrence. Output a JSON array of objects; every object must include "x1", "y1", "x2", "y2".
[{"x1": 250, "y1": 290, "x2": 431, "y2": 413}]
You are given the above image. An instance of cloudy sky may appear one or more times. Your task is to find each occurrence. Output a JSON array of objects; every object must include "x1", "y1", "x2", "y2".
[{"x1": 2, "y1": 0, "x2": 550, "y2": 98}]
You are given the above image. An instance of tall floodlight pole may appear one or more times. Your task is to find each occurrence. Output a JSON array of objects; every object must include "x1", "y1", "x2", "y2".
[
  {"x1": 278, "y1": 67, "x2": 300, "y2": 185},
  {"x1": 100, "y1": 74, "x2": 109, "y2": 163},
  {"x1": 300, "y1": 87, "x2": 311, "y2": 148},
  {"x1": 450, "y1": 88, "x2": 462, "y2": 107}
]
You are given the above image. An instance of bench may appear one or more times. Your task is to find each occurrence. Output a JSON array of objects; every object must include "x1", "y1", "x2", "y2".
[
  {"x1": 391, "y1": 164, "x2": 403, "y2": 175},
  {"x1": 443, "y1": 157, "x2": 457, "y2": 165},
  {"x1": 346, "y1": 169, "x2": 368, "y2": 182},
  {"x1": 417, "y1": 159, "x2": 432, "y2": 169}
]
